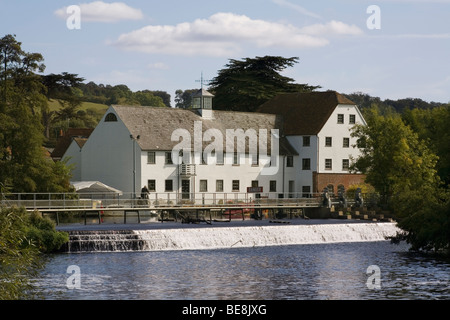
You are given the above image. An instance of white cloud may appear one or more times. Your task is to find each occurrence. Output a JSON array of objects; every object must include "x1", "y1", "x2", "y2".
[
  {"x1": 300, "y1": 20, "x2": 364, "y2": 36},
  {"x1": 113, "y1": 13, "x2": 362, "y2": 57},
  {"x1": 55, "y1": 1, "x2": 143, "y2": 23}
]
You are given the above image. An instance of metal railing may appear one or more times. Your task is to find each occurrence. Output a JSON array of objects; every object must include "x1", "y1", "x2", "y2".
[{"x1": 1, "y1": 192, "x2": 323, "y2": 211}]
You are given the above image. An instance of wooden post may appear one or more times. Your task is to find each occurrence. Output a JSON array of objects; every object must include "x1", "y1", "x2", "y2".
[{"x1": 124, "y1": 210, "x2": 127, "y2": 224}]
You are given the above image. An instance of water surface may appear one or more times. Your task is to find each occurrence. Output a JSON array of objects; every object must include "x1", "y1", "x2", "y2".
[{"x1": 34, "y1": 241, "x2": 449, "y2": 300}]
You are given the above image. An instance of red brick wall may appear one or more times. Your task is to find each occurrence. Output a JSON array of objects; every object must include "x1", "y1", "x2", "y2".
[{"x1": 312, "y1": 172, "x2": 366, "y2": 194}]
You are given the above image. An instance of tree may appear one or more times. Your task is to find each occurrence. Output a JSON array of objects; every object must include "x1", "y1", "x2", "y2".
[
  {"x1": 133, "y1": 90, "x2": 166, "y2": 108},
  {"x1": 41, "y1": 72, "x2": 85, "y2": 139},
  {"x1": 0, "y1": 34, "x2": 72, "y2": 193},
  {"x1": 208, "y1": 56, "x2": 320, "y2": 112},
  {"x1": 402, "y1": 106, "x2": 450, "y2": 186},
  {"x1": 351, "y1": 106, "x2": 449, "y2": 254},
  {"x1": 175, "y1": 89, "x2": 197, "y2": 109}
]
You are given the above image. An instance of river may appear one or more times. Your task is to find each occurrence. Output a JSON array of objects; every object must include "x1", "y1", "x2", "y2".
[{"x1": 33, "y1": 240, "x2": 449, "y2": 300}]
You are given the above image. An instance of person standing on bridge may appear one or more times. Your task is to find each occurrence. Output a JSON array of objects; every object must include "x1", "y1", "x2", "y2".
[{"x1": 141, "y1": 186, "x2": 149, "y2": 205}]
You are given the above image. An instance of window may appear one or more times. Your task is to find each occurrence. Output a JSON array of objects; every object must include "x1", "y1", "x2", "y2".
[
  {"x1": 288, "y1": 181, "x2": 295, "y2": 198},
  {"x1": 216, "y1": 152, "x2": 224, "y2": 165},
  {"x1": 233, "y1": 153, "x2": 239, "y2": 165},
  {"x1": 302, "y1": 186, "x2": 311, "y2": 198},
  {"x1": 147, "y1": 180, "x2": 156, "y2": 192},
  {"x1": 286, "y1": 156, "x2": 294, "y2": 167},
  {"x1": 337, "y1": 114, "x2": 344, "y2": 124},
  {"x1": 200, "y1": 180, "x2": 208, "y2": 192},
  {"x1": 232, "y1": 180, "x2": 240, "y2": 192},
  {"x1": 349, "y1": 114, "x2": 356, "y2": 124},
  {"x1": 216, "y1": 180, "x2": 224, "y2": 192},
  {"x1": 201, "y1": 152, "x2": 207, "y2": 165},
  {"x1": 343, "y1": 137, "x2": 350, "y2": 148},
  {"x1": 147, "y1": 152, "x2": 155, "y2": 164},
  {"x1": 325, "y1": 137, "x2": 332, "y2": 147},
  {"x1": 325, "y1": 159, "x2": 332, "y2": 170},
  {"x1": 251, "y1": 180, "x2": 259, "y2": 188},
  {"x1": 105, "y1": 113, "x2": 118, "y2": 122},
  {"x1": 303, "y1": 136, "x2": 310, "y2": 147},
  {"x1": 302, "y1": 158, "x2": 311, "y2": 170},
  {"x1": 252, "y1": 153, "x2": 259, "y2": 166},
  {"x1": 165, "y1": 180, "x2": 173, "y2": 192},
  {"x1": 342, "y1": 159, "x2": 350, "y2": 171},
  {"x1": 270, "y1": 180, "x2": 277, "y2": 192},
  {"x1": 165, "y1": 152, "x2": 173, "y2": 165}
]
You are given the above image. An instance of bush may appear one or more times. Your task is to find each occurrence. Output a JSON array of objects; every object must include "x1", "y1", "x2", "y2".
[
  {"x1": 24, "y1": 211, "x2": 69, "y2": 253},
  {"x1": 0, "y1": 207, "x2": 68, "y2": 299}
]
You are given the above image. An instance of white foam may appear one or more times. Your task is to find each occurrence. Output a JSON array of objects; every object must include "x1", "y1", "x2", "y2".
[{"x1": 133, "y1": 223, "x2": 400, "y2": 252}]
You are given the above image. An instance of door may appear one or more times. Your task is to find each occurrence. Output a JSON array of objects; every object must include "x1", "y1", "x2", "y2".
[{"x1": 182, "y1": 179, "x2": 190, "y2": 200}]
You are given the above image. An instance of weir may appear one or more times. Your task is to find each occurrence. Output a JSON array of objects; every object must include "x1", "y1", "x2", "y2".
[{"x1": 62, "y1": 222, "x2": 400, "y2": 253}]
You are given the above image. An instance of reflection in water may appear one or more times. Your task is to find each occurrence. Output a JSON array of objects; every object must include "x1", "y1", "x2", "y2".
[{"x1": 34, "y1": 241, "x2": 449, "y2": 300}]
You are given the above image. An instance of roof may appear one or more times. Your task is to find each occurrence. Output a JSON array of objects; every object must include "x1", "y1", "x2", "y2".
[
  {"x1": 257, "y1": 91, "x2": 356, "y2": 135},
  {"x1": 71, "y1": 181, "x2": 123, "y2": 195},
  {"x1": 193, "y1": 88, "x2": 214, "y2": 97},
  {"x1": 73, "y1": 137, "x2": 88, "y2": 148},
  {"x1": 51, "y1": 128, "x2": 94, "y2": 159},
  {"x1": 111, "y1": 105, "x2": 297, "y2": 155}
]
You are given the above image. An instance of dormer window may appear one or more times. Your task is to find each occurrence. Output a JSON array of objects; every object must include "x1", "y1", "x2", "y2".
[{"x1": 105, "y1": 113, "x2": 118, "y2": 122}]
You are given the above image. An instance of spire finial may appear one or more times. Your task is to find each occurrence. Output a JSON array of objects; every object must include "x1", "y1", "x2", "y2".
[{"x1": 195, "y1": 72, "x2": 211, "y2": 89}]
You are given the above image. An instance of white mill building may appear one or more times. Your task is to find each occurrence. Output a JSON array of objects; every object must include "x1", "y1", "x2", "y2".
[{"x1": 62, "y1": 89, "x2": 366, "y2": 203}]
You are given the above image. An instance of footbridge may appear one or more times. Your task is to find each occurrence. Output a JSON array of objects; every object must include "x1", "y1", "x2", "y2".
[{"x1": 0, "y1": 191, "x2": 368, "y2": 225}]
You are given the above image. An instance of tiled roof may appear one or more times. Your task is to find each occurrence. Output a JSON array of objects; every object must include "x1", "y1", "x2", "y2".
[
  {"x1": 112, "y1": 106, "x2": 297, "y2": 155},
  {"x1": 51, "y1": 128, "x2": 93, "y2": 159},
  {"x1": 257, "y1": 91, "x2": 356, "y2": 135}
]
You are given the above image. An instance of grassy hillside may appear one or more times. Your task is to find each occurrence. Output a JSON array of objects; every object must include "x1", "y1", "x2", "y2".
[{"x1": 48, "y1": 99, "x2": 109, "y2": 114}]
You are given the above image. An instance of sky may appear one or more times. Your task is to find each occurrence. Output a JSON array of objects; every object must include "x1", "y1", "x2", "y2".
[{"x1": 1, "y1": 0, "x2": 449, "y2": 106}]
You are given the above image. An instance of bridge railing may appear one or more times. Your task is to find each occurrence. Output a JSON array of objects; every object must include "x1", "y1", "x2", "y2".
[{"x1": 1, "y1": 192, "x2": 323, "y2": 211}]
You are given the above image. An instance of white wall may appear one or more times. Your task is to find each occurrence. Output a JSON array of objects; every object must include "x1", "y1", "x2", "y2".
[
  {"x1": 286, "y1": 135, "x2": 318, "y2": 194},
  {"x1": 81, "y1": 107, "x2": 140, "y2": 195},
  {"x1": 62, "y1": 140, "x2": 82, "y2": 181},
  {"x1": 317, "y1": 104, "x2": 364, "y2": 173},
  {"x1": 140, "y1": 151, "x2": 289, "y2": 201}
]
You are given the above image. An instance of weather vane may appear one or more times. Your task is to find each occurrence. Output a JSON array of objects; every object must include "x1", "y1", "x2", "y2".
[{"x1": 195, "y1": 72, "x2": 211, "y2": 89}]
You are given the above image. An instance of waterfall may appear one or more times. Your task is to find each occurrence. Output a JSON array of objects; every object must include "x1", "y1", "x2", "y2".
[
  {"x1": 65, "y1": 230, "x2": 147, "y2": 252},
  {"x1": 63, "y1": 222, "x2": 400, "y2": 253}
]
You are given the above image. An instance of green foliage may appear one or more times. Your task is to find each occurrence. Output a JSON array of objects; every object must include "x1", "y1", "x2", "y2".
[
  {"x1": 24, "y1": 211, "x2": 69, "y2": 253},
  {"x1": 345, "y1": 92, "x2": 446, "y2": 114},
  {"x1": 351, "y1": 105, "x2": 449, "y2": 254},
  {"x1": 402, "y1": 106, "x2": 450, "y2": 185},
  {"x1": 0, "y1": 34, "x2": 73, "y2": 193},
  {"x1": 391, "y1": 189, "x2": 450, "y2": 254},
  {"x1": 209, "y1": 56, "x2": 320, "y2": 112},
  {"x1": 0, "y1": 207, "x2": 68, "y2": 299},
  {"x1": 175, "y1": 89, "x2": 197, "y2": 109},
  {"x1": 77, "y1": 81, "x2": 169, "y2": 107},
  {"x1": 351, "y1": 107, "x2": 440, "y2": 200}
]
